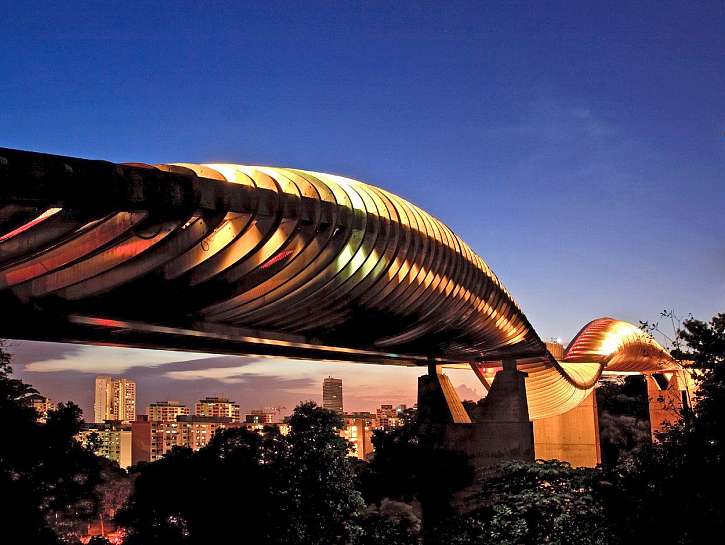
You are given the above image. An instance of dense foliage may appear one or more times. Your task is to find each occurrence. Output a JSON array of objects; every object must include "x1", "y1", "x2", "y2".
[
  {"x1": 595, "y1": 375, "x2": 650, "y2": 466},
  {"x1": 0, "y1": 341, "x2": 102, "y2": 544},
  {"x1": 604, "y1": 313, "x2": 725, "y2": 544},
  {"x1": 445, "y1": 461, "x2": 608, "y2": 545},
  {"x1": 118, "y1": 401, "x2": 364, "y2": 545}
]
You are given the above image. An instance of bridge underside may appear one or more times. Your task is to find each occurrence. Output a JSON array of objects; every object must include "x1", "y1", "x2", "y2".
[{"x1": 0, "y1": 303, "x2": 443, "y2": 366}]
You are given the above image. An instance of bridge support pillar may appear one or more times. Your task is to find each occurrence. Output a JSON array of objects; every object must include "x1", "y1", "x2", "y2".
[
  {"x1": 417, "y1": 362, "x2": 472, "y2": 424},
  {"x1": 532, "y1": 391, "x2": 601, "y2": 467},
  {"x1": 417, "y1": 359, "x2": 534, "y2": 483},
  {"x1": 463, "y1": 358, "x2": 534, "y2": 470},
  {"x1": 647, "y1": 372, "x2": 689, "y2": 439}
]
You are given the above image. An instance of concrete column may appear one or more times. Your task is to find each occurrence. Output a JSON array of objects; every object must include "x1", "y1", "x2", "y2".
[
  {"x1": 463, "y1": 358, "x2": 535, "y2": 468},
  {"x1": 647, "y1": 372, "x2": 685, "y2": 439},
  {"x1": 415, "y1": 359, "x2": 535, "y2": 516},
  {"x1": 476, "y1": 358, "x2": 530, "y2": 424},
  {"x1": 417, "y1": 359, "x2": 534, "y2": 475},
  {"x1": 417, "y1": 363, "x2": 471, "y2": 424}
]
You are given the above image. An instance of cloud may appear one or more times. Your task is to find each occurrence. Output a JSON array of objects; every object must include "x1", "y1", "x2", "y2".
[
  {"x1": 11, "y1": 341, "x2": 217, "y2": 374},
  {"x1": 455, "y1": 383, "x2": 482, "y2": 402},
  {"x1": 165, "y1": 365, "x2": 280, "y2": 384},
  {"x1": 4, "y1": 342, "x2": 482, "y2": 420},
  {"x1": 2, "y1": 339, "x2": 84, "y2": 368}
]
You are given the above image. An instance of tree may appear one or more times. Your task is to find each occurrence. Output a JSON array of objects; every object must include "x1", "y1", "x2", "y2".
[
  {"x1": 363, "y1": 408, "x2": 472, "y2": 544},
  {"x1": 606, "y1": 313, "x2": 725, "y2": 544},
  {"x1": 118, "y1": 402, "x2": 364, "y2": 545},
  {"x1": 447, "y1": 460, "x2": 609, "y2": 545},
  {"x1": 267, "y1": 401, "x2": 365, "y2": 545},
  {"x1": 0, "y1": 340, "x2": 102, "y2": 544},
  {"x1": 595, "y1": 375, "x2": 651, "y2": 467},
  {"x1": 353, "y1": 499, "x2": 421, "y2": 545},
  {"x1": 118, "y1": 428, "x2": 268, "y2": 545}
]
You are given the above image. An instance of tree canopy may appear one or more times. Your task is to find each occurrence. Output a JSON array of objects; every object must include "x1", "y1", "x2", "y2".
[
  {"x1": 118, "y1": 401, "x2": 364, "y2": 545},
  {"x1": 0, "y1": 340, "x2": 102, "y2": 545}
]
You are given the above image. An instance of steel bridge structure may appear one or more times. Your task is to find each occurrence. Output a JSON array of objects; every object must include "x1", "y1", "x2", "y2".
[{"x1": 0, "y1": 148, "x2": 683, "y2": 422}]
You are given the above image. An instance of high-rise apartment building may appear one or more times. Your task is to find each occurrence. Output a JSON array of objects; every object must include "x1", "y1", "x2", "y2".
[
  {"x1": 94, "y1": 376, "x2": 136, "y2": 423},
  {"x1": 194, "y1": 396, "x2": 241, "y2": 422},
  {"x1": 178, "y1": 415, "x2": 237, "y2": 450},
  {"x1": 323, "y1": 377, "x2": 343, "y2": 414},
  {"x1": 148, "y1": 400, "x2": 190, "y2": 422}
]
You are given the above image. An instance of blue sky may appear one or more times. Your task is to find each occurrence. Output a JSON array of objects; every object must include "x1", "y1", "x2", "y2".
[{"x1": 1, "y1": 1, "x2": 723, "y2": 416}]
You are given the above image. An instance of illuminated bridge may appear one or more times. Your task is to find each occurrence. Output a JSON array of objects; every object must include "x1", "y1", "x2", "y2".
[{"x1": 0, "y1": 148, "x2": 688, "y2": 465}]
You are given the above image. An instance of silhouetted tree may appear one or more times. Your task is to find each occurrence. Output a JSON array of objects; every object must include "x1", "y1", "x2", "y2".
[
  {"x1": 118, "y1": 401, "x2": 364, "y2": 545},
  {"x1": 595, "y1": 375, "x2": 650, "y2": 466},
  {"x1": 444, "y1": 460, "x2": 609, "y2": 545},
  {"x1": 364, "y1": 408, "x2": 472, "y2": 544},
  {"x1": 118, "y1": 428, "x2": 269, "y2": 544},
  {"x1": 0, "y1": 340, "x2": 102, "y2": 544},
  {"x1": 267, "y1": 401, "x2": 365, "y2": 545},
  {"x1": 353, "y1": 499, "x2": 421, "y2": 545},
  {"x1": 606, "y1": 313, "x2": 725, "y2": 544}
]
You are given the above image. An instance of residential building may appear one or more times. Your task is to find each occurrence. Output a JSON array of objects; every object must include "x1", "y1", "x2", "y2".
[
  {"x1": 346, "y1": 411, "x2": 376, "y2": 420},
  {"x1": 94, "y1": 376, "x2": 136, "y2": 423},
  {"x1": 131, "y1": 416, "x2": 152, "y2": 466},
  {"x1": 132, "y1": 414, "x2": 245, "y2": 463},
  {"x1": 194, "y1": 396, "x2": 241, "y2": 422},
  {"x1": 376, "y1": 404, "x2": 404, "y2": 428},
  {"x1": 323, "y1": 377, "x2": 343, "y2": 414},
  {"x1": 244, "y1": 408, "x2": 276, "y2": 424},
  {"x1": 342, "y1": 416, "x2": 375, "y2": 460},
  {"x1": 25, "y1": 393, "x2": 55, "y2": 422},
  {"x1": 78, "y1": 421, "x2": 132, "y2": 468},
  {"x1": 148, "y1": 400, "x2": 190, "y2": 422},
  {"x1": 178, "y1": 415, "x2": 239, "y2": 450},
  {"x1": 243, "y1": 421, "x2": 290, "y2": 436}
]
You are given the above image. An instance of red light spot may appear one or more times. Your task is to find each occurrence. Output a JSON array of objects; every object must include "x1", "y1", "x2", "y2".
[{"x1": 261, "y1": 249, "x2": 294, "y2": 269}]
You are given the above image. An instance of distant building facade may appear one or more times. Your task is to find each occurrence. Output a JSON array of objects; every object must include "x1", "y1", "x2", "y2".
[
  {"x1": 194, "y1": 396, "x2": 241, "y2": 422},
  {"x1": 243, "y1": 421, "x2": 290, "y2": 436},
  {"x1": 78, "y1": 421, "x2": 132, "y2": 468},
  {"x1": 245, "y1": 408, "x2": 276, "y2": 424},
  {"x1": 25, "y1": 393, "x2": 55, "y2": 422},
  {"x1": 132, "y1": 414, "x2": 248, "y2": 463},
  {"x1": 323, "y1": 377, "x2": 343, "y2": 414},
  {"x1": 94, "y1": 376, "x2": 136, "y2": 423},
  {"x1": 148, "y1": 400, "x2": 190, "y2": 422},
  {"x1": 179, "y1": 415, "x2": 238, "y2": 450},
  {"x1": 342, "y1": 416, "x2": 375, "y2": 460},
  {"x1": 376, "y1": 404, "x2": 404, "y2": 428}
]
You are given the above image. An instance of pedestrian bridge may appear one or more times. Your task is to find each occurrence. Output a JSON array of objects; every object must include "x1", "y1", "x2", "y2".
[{"x1": 0, "y1": 148, "x2": 683, "y2": 422}]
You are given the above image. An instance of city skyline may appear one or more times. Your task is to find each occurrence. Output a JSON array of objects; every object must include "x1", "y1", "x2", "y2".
[
  {"x1": 78, "y1": 375, "x2": 414, "y2": 467},
  {"x1": 11, "y1": 353, "x2": 453, "y2": 424}
]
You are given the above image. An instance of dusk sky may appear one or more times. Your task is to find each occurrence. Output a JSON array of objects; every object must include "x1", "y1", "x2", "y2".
[{"x1": 1, "y1": 2, "x2": 723, "y2": 418}]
